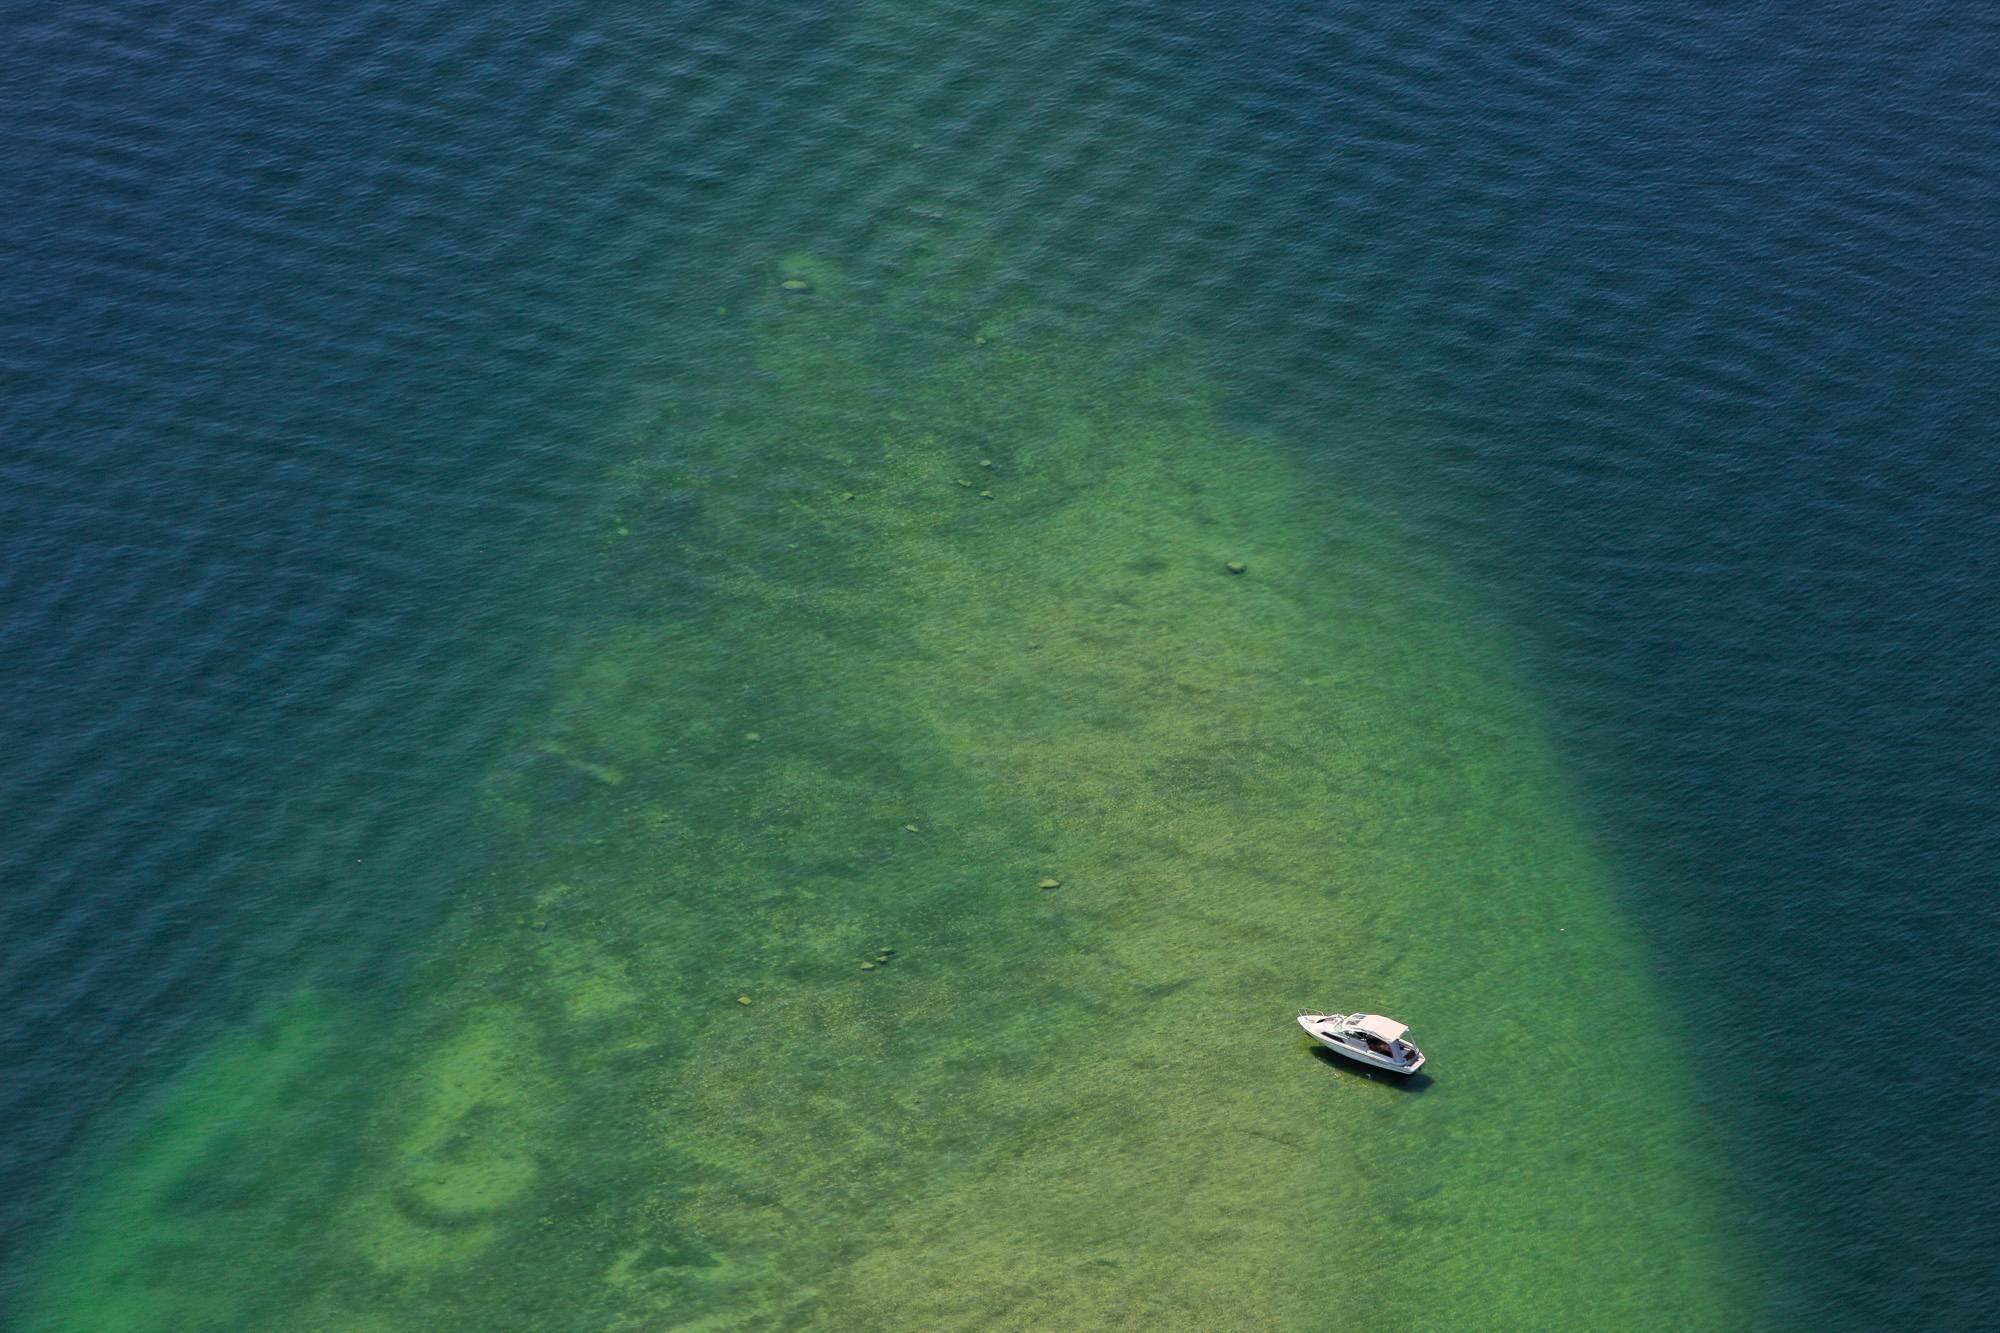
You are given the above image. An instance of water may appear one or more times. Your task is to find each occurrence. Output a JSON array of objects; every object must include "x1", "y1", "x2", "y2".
[{"x1": 2, "y1": 2, "x2": 1994, "y2": 1327}]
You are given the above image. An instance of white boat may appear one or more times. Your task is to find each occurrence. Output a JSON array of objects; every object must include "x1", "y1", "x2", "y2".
[{"x1": 1297, "y1": 1011, "x2": 1425, "y2": 1074}]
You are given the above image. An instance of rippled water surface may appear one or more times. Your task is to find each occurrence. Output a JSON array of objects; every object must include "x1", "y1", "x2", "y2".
[{"x1": 2, "y1": 3, "x2": 1994, "y2": 1328}]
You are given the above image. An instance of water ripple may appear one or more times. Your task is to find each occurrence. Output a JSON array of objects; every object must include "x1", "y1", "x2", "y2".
[{"x1": 1, "y1": 0, "x2": 1995, "y2": 1324}]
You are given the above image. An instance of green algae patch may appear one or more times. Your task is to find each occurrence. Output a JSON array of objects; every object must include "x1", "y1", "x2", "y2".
[
  {"x1": 533, "y1": 739, "x2": 626, "y2": 788},
  {"x1": 535, "y1": 933, "x2": 642, "y2": 1022},
  {"x1": 347, "y1": 1004, "x2": 547, "y2": 1271},
  {"x1": 19, "y1": 996, "x2": 346, "y2": 1333},
  {"x1": 772, "y1": 250, "x2": 849, "y2": 299}
]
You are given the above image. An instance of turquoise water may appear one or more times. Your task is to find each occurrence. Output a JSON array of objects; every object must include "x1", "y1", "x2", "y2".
[{"x1": 2, "y1": 3, "x2": 1994, "y2": 1328}]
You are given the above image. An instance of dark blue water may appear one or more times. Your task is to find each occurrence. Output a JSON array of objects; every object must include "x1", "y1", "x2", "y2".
[
  {"x1": 0, "y1": 0, "x2": 720, "y2": 1257},
  {"x1": 3, "y1": 2, "x2": 1995, "y2": 1326}
]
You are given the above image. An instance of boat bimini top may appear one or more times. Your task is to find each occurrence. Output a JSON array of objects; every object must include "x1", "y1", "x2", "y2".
[{"x1": 1346, "y1": 1014, "x2": 1407, "y2": 1043}]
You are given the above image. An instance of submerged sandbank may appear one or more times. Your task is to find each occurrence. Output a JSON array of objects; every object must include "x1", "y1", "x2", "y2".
[{"x1": 23, "y1": 259, "x2": 1738, "y2": 1329}]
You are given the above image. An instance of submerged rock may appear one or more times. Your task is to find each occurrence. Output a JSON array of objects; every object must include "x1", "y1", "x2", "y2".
[{"x1": 1225, "y1": 560, "x2": 1247, "y2": 575}]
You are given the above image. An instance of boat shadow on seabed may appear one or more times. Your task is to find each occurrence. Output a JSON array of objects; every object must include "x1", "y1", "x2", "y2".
[{"x1": 1307, "y1": 1045, "x2": 1435, "y2": 1094}]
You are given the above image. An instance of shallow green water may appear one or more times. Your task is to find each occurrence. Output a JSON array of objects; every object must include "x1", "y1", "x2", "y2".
[{"x1": 25, "y1": 249, "x2": 1745, "y2": 1328}]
